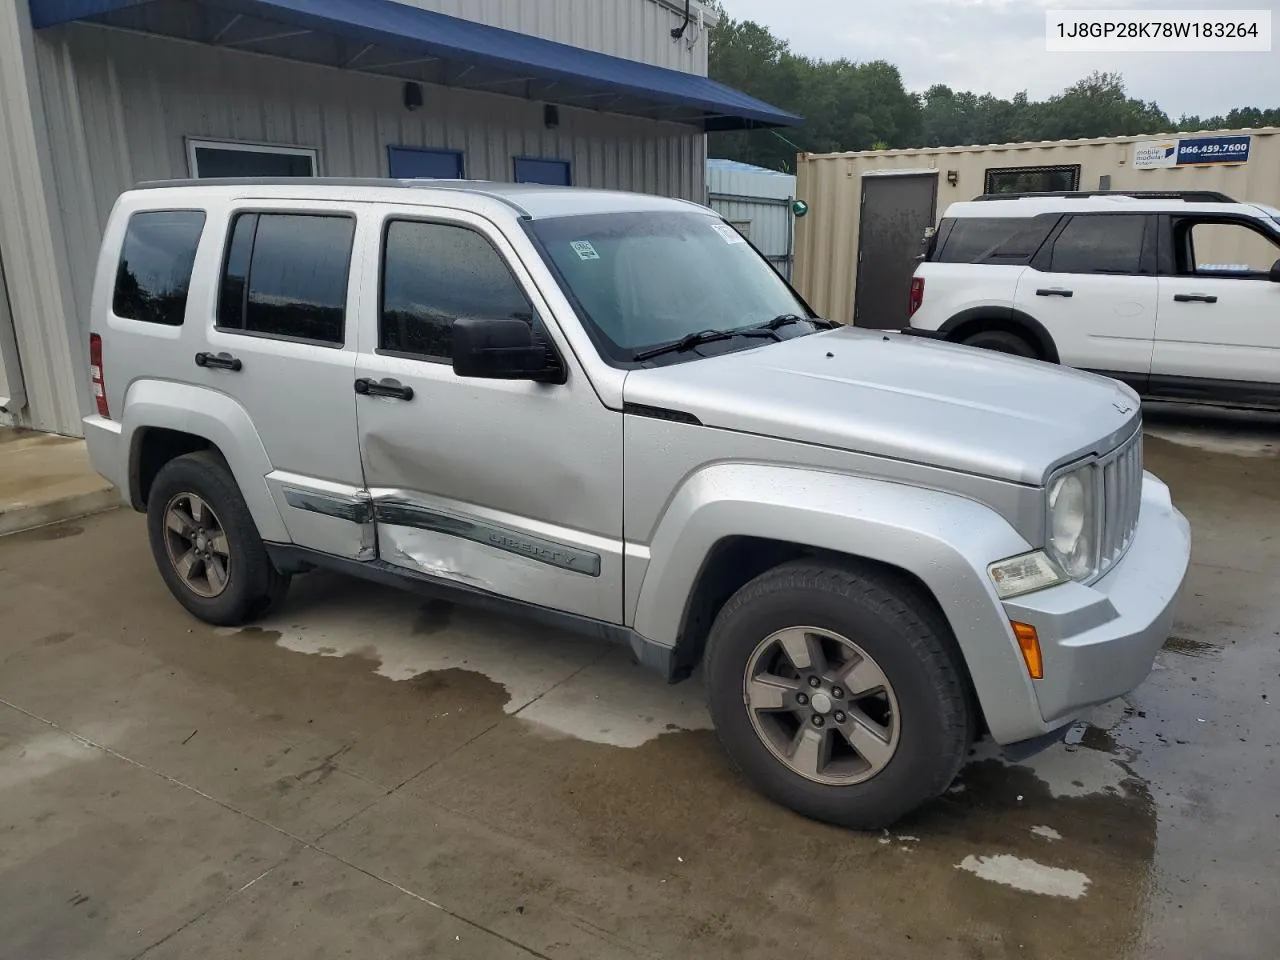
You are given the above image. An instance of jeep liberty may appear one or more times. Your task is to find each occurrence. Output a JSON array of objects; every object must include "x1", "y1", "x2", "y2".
[{"x1": 84, "y1": 179, "x2": 1191, "y2": 828}]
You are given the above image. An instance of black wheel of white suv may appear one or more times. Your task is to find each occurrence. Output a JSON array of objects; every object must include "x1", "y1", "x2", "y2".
[
  {"x1": 146, "y1": 450, "x2": 289, "y2": 626},
  {"x1": 961, "y1": 329, "x2": 1037, "y2": 359},
  {"x1": 704, "y1": 560, "x2": 971, "y2": 830}
]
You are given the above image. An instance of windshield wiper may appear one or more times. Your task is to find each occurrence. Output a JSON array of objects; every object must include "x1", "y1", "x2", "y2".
[
  {"x1": 755, "y1": 313, "x2": 835, "y2": 331},
  {"x1": 633, "y1": 327, "x2": 779, "y2": 362}
]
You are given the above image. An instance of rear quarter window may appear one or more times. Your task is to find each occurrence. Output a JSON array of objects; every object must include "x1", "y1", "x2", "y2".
[
  {"x1": 112, "y1": 210, "x2": 207, "y2": 326},
  {"x1": 934, "y1": 216, "x2": 1055, "y2": 265}
]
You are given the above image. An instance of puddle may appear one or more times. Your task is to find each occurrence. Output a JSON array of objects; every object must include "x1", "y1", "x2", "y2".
[
  {"x1": 220, "y1": 576, "x2": 712, "y2": 748},
  {"x1": 5, "y1": 523, "x2": 84, "y2": 543}
]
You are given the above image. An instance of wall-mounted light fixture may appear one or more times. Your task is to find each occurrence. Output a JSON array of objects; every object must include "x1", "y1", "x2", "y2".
[
  {"x1": 403, "y1": 81, "x2": 423, "y2": 111},
  {"x1": 946, "y1": 169, "x2": 959, "y2": 186},
  {"x1": 544, "y1": 104, "x2": 560, "y2": 130}
]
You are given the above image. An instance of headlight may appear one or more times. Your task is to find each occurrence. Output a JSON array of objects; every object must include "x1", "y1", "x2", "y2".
[{"x1": 1047, "y1": 465, "x2": 1098, "y2": 580}]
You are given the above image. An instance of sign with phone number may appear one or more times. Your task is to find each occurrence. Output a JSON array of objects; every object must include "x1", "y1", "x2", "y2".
[{"x1": 1133, "y1": 135, "x2": 1251, "y2": 168}]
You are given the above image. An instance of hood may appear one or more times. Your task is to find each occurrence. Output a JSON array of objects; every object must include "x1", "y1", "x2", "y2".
[{"x1": 622, "y1": 327, "x2": 1141, "y2": 485}]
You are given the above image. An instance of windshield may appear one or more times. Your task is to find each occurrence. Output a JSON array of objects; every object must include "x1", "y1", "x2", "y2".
[{"x1": 527, "y1": 211, "x2": 812, "y2": 364}]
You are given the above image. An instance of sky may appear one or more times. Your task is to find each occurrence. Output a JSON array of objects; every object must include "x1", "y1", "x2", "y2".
[{"x1": 718, "y1": 0, "x2": 1280, "y2": 119}]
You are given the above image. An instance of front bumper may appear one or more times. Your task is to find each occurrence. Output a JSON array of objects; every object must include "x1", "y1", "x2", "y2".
[{"x1": 997, "y1": 471, "x2": 1191, "y2": 740}]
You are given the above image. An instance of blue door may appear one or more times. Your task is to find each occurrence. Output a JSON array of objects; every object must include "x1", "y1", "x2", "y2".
[
  {"x1": 388, "y1": 147, "x2": 464, "y2": 179},
  {"x1": 513, "y1": 158, "x2": 571, "y2": 186}
]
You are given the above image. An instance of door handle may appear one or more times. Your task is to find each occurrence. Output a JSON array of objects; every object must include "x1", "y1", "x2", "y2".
[
  {"x1": 1036, "y1": 288, "x2": 1074, "y2": 298},
  {"x1": 1174, "y1": 293, "x2": 1218, "y2": 304},
  {"x1": 354, "y1": 377, "x2": 414, "y2": 401},
  {"x1": 195, "y1": 351, "x2": 242, "y2": 371}
]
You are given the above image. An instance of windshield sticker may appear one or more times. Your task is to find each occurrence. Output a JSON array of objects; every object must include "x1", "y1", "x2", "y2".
[
  {"x1": 711, "y1": 223, "x2": 747, "y2": 245},
  {"x1": 570, "y1": 240, "x2": 600, "y2": 261}
]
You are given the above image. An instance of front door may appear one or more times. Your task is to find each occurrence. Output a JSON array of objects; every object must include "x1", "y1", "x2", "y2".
[
  {"x1": 854, "y1": 173, "x2": 937, "y2": 327},
  {"x1": 1152, "y1": 215, "x2": 1280, "y2": 403},
  {"x1": 1012, "y1": 212, "x2": 1158, "y2": 389},
  {"x1": 352, "y1": 206, "x2": 623, "y2": 622}
]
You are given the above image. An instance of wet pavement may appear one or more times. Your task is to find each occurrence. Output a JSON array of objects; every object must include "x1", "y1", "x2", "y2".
[{"x1": 1, "y1": 406, "x2": 1277, "y2": 959}]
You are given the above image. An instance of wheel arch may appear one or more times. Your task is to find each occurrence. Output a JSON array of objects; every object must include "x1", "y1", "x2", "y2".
[
  {"x1": 938, "y1": 307, "x2": 1060, "y2": 364},
  {"x1": 120, "y1": 380, "x2": 289, "y2": 543},
  {"x1": 631, "y1": 464, "x2": 1046, "y2": 745}
]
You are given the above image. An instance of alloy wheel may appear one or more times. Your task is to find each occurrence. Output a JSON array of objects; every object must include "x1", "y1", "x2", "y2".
[{"x1": 744, "y1": 626, "x2": 900, "y2": 785}]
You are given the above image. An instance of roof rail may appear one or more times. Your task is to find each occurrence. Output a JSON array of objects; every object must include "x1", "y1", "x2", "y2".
[
  {"x1": 973, "y1": 190, "x2": 1237, "y2": 203},
  {"x1": 130, "y1": 176, "x2": 536, "y2": 217}
]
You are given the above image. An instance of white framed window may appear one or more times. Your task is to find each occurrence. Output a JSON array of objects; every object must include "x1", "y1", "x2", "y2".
[{"x1": 186, "y1": 139, "x2": 318, "y2": 179}]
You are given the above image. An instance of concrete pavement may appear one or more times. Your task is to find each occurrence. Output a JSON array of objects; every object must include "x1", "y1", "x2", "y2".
[
  {"x1": 0, "y1": 428, "x2": 119, "y2": 536},
  {"x1": 1, "y1": 408, "x2": 1277, "y2": 959}
]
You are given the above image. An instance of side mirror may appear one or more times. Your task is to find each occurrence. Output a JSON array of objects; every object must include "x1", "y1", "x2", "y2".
[
  {"x1": 1270, "y1": 259, "x2": 1280, "y2": 283},
  {"x1": 451, "y1": 317, "x2": 563, "y2": 383}
]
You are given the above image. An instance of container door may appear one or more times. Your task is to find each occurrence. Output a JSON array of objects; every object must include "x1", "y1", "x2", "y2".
[{"x1": 854, "y1": 173, "x2": 938, "y2": 328}]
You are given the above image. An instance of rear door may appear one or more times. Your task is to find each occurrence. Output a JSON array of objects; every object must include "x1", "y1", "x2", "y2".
[
  {"x1": 351, "y1": 205, "x2": 623, "y2": 623},
  {"x1": 190, "y1": 199, "x2": 369, "y2": 558},
  {"x1": 1151, "y1": 214, "x2": 1280, "y2": 404},
  {"x1": 1012, "y1": 213, "x2": 1157, "y2": 389}
]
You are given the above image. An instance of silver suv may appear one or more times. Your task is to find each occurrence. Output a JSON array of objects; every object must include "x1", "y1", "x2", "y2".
[{"x1": 84, "y1": 179, "x2": 1191, "y2": 828}]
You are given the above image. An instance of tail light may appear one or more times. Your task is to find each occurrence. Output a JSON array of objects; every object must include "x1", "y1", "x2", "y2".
[
  {"x1": 908, "y1": 277, "x2": 925, "y2": 318},
  {"x1": 89, "y1": 333, "x2": 110, "y2": 418}
]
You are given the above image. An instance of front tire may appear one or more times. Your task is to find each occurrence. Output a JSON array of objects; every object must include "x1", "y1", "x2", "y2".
[
  {"x1": 704, "y1": 561, "x2": 971, "y2": 829},
  {"x1": 146, "y1": 451, "x2": 289, "y2": 626}
]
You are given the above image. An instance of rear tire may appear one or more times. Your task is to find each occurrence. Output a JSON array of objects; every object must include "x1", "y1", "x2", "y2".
[
  {"x1": 704, "y1": 561, "x2": 971, "y2": 830},
  {"x1": 146, "y1": 451, "x2": 289, "y2": 626},
  {"x1": 961, "y1": 329, "x2": 1037, "y2": 359}
]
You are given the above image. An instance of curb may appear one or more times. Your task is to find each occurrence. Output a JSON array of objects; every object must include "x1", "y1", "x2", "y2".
[{"x1": 0, "y1": 487, "x2": 124, "y2": 537}]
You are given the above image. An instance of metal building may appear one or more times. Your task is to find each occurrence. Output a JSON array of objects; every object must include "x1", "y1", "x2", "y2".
[
  {"x1": 0, "y1": 0, "x2": 798, "y2": 437},
  {"x1": 706, "y1": 158, "x2": 798, "y2": 279},
  {"x1": 793, "y1": 127, "x2": 1280, "y2": 328}
]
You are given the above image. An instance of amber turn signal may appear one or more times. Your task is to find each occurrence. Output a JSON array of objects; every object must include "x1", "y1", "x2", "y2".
[{"x1": 1011, "y1": 621, "x2": 1043, "y2": 679}]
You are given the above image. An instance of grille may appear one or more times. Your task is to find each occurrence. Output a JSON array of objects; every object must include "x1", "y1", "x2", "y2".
[{"x1": 1096, "y1": 429, "x2": 1143, "y2": 576}]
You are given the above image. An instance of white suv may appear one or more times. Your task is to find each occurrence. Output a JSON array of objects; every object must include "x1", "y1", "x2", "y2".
[{"x1": 906, "y1": 191, "x2": 1280, "y2": 409}]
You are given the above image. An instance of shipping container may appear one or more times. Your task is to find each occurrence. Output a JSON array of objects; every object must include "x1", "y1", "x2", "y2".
[{"x1": 794, "y1": 127, "x2": 1280, "y2": 328}]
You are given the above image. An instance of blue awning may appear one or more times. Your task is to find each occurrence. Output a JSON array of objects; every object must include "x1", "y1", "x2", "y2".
[{"x1": 29, "y1": 0, "x2": 802, "y2": 132}]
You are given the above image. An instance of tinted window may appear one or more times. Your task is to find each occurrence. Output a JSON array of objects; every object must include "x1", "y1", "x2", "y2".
[
  {"x1": 217, "y1": 213, "x2": 354, "y2": 344},
  {"x1": 381, "y1": 221, "x2": 534, "y2": 360},
  {"x1": 984, "y1": 165, "x2": 1080, "y2": 195},
  {"x1": 1049, "y1": 215, "x2": 1146, "y2": 274},
  {"x1": 514, "y1": 158, "x2": 571, "y2": 186},
  {"x1": 193, "y1": 147, "x2": 313, "y2": 178},
  {"x1": 936, "y1": 217, "x2": 1053, "y2": 264},
  {"x1": 113, "y1": 211, "x2": 206, "y2": 326}
]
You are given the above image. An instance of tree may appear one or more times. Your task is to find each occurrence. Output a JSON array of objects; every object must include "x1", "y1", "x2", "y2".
[
  {"x1": 706, "y1": 12, "x2": 1278, "y2": 165},
  {"x1": 1026, "y1": 72, "x2": 1170, "y2": 141}
]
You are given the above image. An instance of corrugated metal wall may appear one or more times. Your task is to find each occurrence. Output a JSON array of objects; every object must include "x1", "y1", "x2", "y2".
[
  {"x1": 706, "y1": 160, "x2": 796, "y2": 278},
  {"x1": 0, "y1": 0, "x2": 86, "y2": 434},
  {"x1": 795, "y1": 128, "x2": 1280, "y2": 324},
  {"x1": 398, "y1": 0, "x2": 714, "y2": 73},
  {"x1": 33, "y1": 22, "x2": 707, "y2": 374}
]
